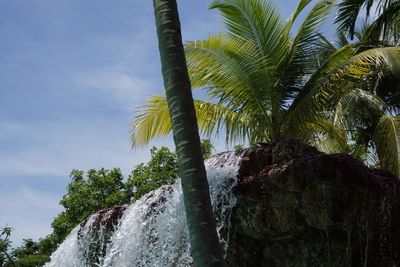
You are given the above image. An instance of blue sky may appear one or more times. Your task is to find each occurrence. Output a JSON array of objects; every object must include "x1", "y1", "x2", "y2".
[{"x1": 0, "y1": 0, "x2": 330, "y2": 245}]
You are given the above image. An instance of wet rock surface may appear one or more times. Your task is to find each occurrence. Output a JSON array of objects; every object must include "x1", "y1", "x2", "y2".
[
  {"x1": 78, "y1": 206, "x2": 127, "y2": 237},
  {"x1": 78, "y1": 206, "x2": 127, "y2": 265},
  {"x1": 227, "y1": 139, "x2": 400, "y2": 267}
]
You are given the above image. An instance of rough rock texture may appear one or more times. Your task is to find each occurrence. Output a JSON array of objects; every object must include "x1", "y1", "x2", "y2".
[{"x1": 226, "y1": 139, "x2": 400, "y2": 267}]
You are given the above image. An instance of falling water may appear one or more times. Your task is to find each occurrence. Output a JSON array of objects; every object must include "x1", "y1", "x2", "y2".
[{"x1": 45, "y1": 152, "x2": 241, "y2": 267}]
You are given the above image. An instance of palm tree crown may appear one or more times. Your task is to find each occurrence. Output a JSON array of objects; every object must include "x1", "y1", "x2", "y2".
[
  {"x1": 133, "y1": 0, "x2": 335, "y2": 145},
  {"x1": 132, "y1": 0, "x2": 400, "y2": 169}
]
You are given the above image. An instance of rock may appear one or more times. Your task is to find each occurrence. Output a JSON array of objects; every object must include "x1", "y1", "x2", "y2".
[
  {"x1": 78, "y1": 205, "x2": 127, "y2": 237},
  {"x1": 227, "y1": 139, "x2": 400, "y2": 266},
  {"x1": 78, "y1": 206, "x2": 127, "y2": 265}
]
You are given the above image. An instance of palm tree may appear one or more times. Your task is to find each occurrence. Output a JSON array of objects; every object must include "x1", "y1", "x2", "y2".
[
  {"x1": 0, "y1": 227, "x2": 16, "y2": 267},
  {"x1": 151, "y1": 0, "x2": 225, "y2": 266},
  {"x1": 133, "y1": 0, "x2": 340, "y2": 150},
  {"x1": 332, "y1": 82, "x2": 400, "y2": 176},
  {"x1": 328, "y1": 27, "x2": 400, "y2": 176},
  {"x1": 336, "y1": 0, "x2": 400, "y2": 43},
  {"x1": 138, "y1": 0, "x2": 400, "y2": 171}
]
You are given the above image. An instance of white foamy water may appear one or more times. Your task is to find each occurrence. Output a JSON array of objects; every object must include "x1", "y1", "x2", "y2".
[{"x1": 45, "y1": 152, "x2": 241, "y2": 267}]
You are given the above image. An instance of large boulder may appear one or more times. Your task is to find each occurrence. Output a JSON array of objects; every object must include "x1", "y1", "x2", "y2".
[{"x1": 227, "y1": 139, "x2": 400, "y2": 266}]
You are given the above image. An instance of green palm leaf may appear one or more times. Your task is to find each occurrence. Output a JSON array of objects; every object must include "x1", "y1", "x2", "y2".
[
  {"x1": 285, "y1": 46, "x2": 400, "y2": 136},
  {"x1": 291, "y1": 0, "x2": 335, "y2": 57},
  {"x1": 130, "y1": 95, "x2": 247, "y2": 146},
  {"x1": 285, "y1": 0, "x2": 313, "y2": 31},
  {"x1": 209, "y1": 0, "x2": 290, "y2": 65},
  {"x1": 364, "y1": 1, "x2": 400, "y2": 41},
  {"x1": 131, "y1": 95, "x2": 172, "y2": 147},
  {"x1": 281, "y1": 0, "x2": 336, "y2": 95},
  {"x1": 301, "y1": 118, "x2": 349, "y2": 154},
  {"x1": 335, "y1": 0, "x2": 375, "y2": 38},
  {"x1": 284, "y1": 46, "x2": 355, "y2": 135},
  {"x1": 334, "y1": 88, "x2": 387, "y2": 127},
  {"x1": 336, "y1": 0, "x2": 400, "y2": 41},
  {"x1": 373, "y1": 115, "x2": 400, "y2": 177},
  {"x1": 185, "y1": 34, "x2": 276, "y2": 139}
]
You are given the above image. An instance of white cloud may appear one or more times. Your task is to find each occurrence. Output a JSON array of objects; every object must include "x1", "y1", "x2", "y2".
[{"x1": 80, "y1": 70, "x2": 155, "y2": 111}]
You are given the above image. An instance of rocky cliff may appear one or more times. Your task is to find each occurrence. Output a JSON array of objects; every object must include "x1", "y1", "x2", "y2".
[{"x1": 228, "y1": 139, "x2": 400, "y2": 266}]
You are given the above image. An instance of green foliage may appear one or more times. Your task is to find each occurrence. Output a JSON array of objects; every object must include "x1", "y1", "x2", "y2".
[
  {"x1": 233, "y1": 144, "x2": 244, "y2": 153},
  {"x1": 125, "y1": 146, "x2": 178, "y2": 201},
  {"x1": 0, "y1": 227, "x2": 14, "y2": 267},
  {"x1": 10, "y1": 239, "x2": 50, "y2": 267},
  {"x1": 330, "y1": 30, "x2": 400, "y2": 176},
  {"x1": 336, "y1": 0, "x2": 400, "y2": 42},
  {"x1": 0, "y1": 228, "x2": 54, "y2": 267},
  {"x1": 373, "y1": 116, "x2": 400, "y2": 176},
  {"x1": 12, "y1": 239, "x2": 38, "y2": 260},
  {"x1": 52, "y1": 168, "x2": 128, "y2": 242},
  {"x1": 200, "y1": 139, "x2": 214, "y2": 159},
  {"x1": 12, "y1": 255, "x2": 49, "y2": 267}
]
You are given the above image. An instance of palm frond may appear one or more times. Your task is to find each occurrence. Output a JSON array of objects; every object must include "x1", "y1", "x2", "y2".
[
  {"x1": 378, "y1": 46, "x2": 400, "y2": 76},
  {"x1": 373, "y1": 115, "x2": 400, "y2": 177},
  {"x1": 277, "y1": 110, "x2": 348, "y2": 153},
  {"x1": 364, "y1": 1, "x2": 400, "y2": 42},
  {"x1": 334, "y1": 88, "x2": 387, "y2": 127},
  {"x1": 131, "y1": 95, "x2": 172, "y2": 147},
  {"x1": 130, "y1": 95, "x2": 248, "y2": 147},
  {"x1": 209, "y1": 0, "x2": 290, "y2": 65},
  {"x1": 335, "y1": 0, "x2": 375, "y2": 38},
  {"x1": 336, "y1": 0, "x2": 400, "y2": 41},
  {"x1": 185, "y1": 34, "x2": 276, "y2": 137},
  {"x1": 296, "y1": 118, "x2": 349, "y2": 154},
  {"x1": 284, "y1": 46, "x2": 400, "y2": 136},
  {"x1": 335, "y1": 31, "x2": 351, "y2": 48},
  {"x1": 292, "y1": 0, "x2": 335, "y2": 53},
  {"x1": 281, "y1": 0, "x2": 336, "y2": 96},
  {"x1": 317, "y1": 33, "x2": 338, "y2": 61},
  {"x1": 186, "y1": 34, "x2": 261, "y2": 92},
  {"x1": 193, "y1": 99, "x2": 250, "y2": 144},
  {"x1": 285, "y1": 0, "x2": 313, "y2": 31},
  {"x1": 284, "y1": 46, "x2": 355, "y2": 134}
]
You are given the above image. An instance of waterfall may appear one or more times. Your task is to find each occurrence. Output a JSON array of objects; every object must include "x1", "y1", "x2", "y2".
[{"x1": 45, "y1": 152, "x2": 241, "y2": 267}]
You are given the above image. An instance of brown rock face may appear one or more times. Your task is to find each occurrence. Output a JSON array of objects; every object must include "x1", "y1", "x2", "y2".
[{"x1": 227, "y1": 139, "x2": 400, "y2": 267}]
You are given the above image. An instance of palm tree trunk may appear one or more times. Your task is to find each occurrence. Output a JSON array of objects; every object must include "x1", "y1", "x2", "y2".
[{"x1": 152, "y1": 0, "x2": 225, "y2": 266}]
